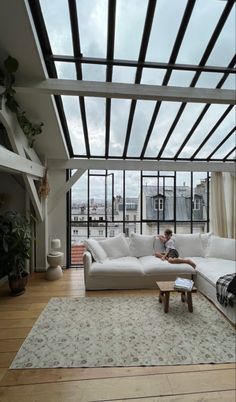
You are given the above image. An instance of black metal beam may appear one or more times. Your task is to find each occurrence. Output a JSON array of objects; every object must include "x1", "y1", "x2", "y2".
[
  {"x1": 68, "y1": 0, "x2": 90, "y2": 157},
  {"x1": 122, "y1": 0, "x2": 157, "y2": 158},
  {"x1": 141, "y1": 0, "x2": 196, "y2": 159},
  {"x1": 156, "y1": 0, "x2": 235, "y2": 160},
  {"x1": 46, "y1": 54, "x2": 236, "y2": 74},
  {"x1": 174, "y1": 55, "x2": 236, "y2": 159},
  {"x1": 207, "y1": 126, "x2": 236, "y2": 160},
  {"x1": 28, "y1": 0, "x2": 74, "y2": 157},
  {"x1": 190, "y1": 105, "x2": 234, "y2": 159},
  {"x1": 105, "y1": 0, "x2": 116, "y2": 158}
]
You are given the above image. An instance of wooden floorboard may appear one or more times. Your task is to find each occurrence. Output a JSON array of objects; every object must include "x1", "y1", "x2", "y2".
[{"x1": 0, "y1": 269, "x2": 235, "y2": 402}]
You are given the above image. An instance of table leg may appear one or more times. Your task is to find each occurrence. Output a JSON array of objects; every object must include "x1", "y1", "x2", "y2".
[
  {"x1": 164, "y1": 292, "x2": 170, "y2": 313},
  {"x1": 181, "y1": 292, "x2": 186, "y2": 302},
  {"x1": 159, "y1": 291, "x2": 164, "y2": 303},
  {"x1": 187, "y1": 292, "x2": 193, "y2": 312}
]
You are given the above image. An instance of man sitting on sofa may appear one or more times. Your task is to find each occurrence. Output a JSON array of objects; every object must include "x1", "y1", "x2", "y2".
[{"x1": 155, "y1": 228, "x2": 196, "y2": 269}]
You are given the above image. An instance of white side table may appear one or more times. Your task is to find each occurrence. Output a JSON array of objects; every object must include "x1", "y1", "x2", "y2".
[{"x1": 46, "y1": 252, "x2": 64, "y2": 281}]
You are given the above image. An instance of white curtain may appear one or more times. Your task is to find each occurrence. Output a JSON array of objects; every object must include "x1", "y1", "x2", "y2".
[{"x1": 210, "y1": 172, "x2": 236, "y2": 238}]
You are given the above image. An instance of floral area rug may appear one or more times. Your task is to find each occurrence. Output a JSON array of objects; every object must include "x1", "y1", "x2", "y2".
[{"x1": 10, "y1": 295, "x2": 235, "y2": 368}]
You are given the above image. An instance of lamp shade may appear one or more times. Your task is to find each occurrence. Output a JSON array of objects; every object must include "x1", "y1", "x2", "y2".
[{"x1": 51, "y1": 238, "x2": 61, "y2": 251}]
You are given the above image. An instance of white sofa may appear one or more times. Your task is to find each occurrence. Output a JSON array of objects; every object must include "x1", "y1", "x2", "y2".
[{"x1": 83, "y1": 233, "x2": 236, "y2": 323}]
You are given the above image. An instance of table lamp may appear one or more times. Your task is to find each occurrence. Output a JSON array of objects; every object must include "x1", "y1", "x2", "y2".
[{"x1": 50, "y1": 238, "x2": 61, "y2": 256}]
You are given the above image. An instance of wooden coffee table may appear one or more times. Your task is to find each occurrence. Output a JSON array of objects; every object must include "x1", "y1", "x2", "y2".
[{"x1": 156, "y1": 281, "x2": 197, "y2": 313}]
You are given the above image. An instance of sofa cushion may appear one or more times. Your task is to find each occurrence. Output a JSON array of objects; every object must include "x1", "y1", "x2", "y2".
[
  {"x1": 129, "y1": 233, "x2": 155, "y2": 257},
  {"x1": 83, "y1": 238, "x2": 108, "y2": 262},
  {"x1": 83, "y1": 239, "x2": 108, "y2": 262},
  {"x1": 89, "y1": 256, "x2": 144, "y2": 277},
  {"x1": 196, "y1": 257, "x2": 236, "y2": 286},
  {"x1": 99, "y1": 234, "x2": 130, "y2": 259},
  {"x1": 139, "y1": 256, "x2": 196, "y2": 275},
  {"x1": 206, "y1": 236, "x2": 236, "y2": 261},
  {"x1": 200, "y1": 232, "x2": 212, "y2": 257},
  {"x1": 153, "y1": 237, "x2": 165, "y2": 253},
  {"x1": 173, "y1": 233, "x2": 204, "y2": 257}
]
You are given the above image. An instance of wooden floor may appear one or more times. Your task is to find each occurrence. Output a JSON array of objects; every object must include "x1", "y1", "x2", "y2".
[{"x1": 0, "y1": 269, "x2": 235, "y2": 402}]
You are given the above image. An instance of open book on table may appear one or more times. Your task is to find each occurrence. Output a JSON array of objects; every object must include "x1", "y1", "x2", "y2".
[{"x1": 174, "y1": 277, "x2": 194, "y2": 291}]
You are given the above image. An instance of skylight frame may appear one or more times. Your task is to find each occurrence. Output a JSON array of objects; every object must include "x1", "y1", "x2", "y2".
[{"x1": 28, "y1": 0, "x2": 236, "y2": 163}]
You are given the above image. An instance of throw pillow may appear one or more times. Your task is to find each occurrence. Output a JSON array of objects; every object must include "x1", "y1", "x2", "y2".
[
  {"x1": 201, "y1": 232, "x2": 212, "y2": 257},
  {"x1": 129, "y1": 233, "x2": 155, "y2": 258},
  {"x1": 99, "y1": 233, "x2": 130, "y2": 259},
  {"x1": 153, "y1": 237, "x2": 165, "y2": 253},
  {"x1": 206, "y1": 236, "x2": 236, "y2": 261},
  {"x1": 173, "y1": 233, "x2": 204, "y2": 257},
  {"x1": 83, "y1": 238, "x2": 108, "y2": 262}
]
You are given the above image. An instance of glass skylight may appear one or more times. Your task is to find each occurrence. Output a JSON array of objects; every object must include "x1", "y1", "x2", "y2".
[
  {"x1": 39, "y1": 0, "x2": 73, "y2": 55},
  {"x1": 31, "y1": 0, "x2": 235, "y2": 163},
  {"x1": 114, "y1": 0, "x2": 148, "y2": 60},
  {"x1": 76, "y1": 0, "x2": 107, "y2": 57}
]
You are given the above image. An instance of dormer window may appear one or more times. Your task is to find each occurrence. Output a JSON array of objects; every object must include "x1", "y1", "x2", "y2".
[
  {"x1": 154, "y1": 198, "x2": 163, "y2": 211},
  {"x1": 193, "y1": 197, "x2": 200, "y2": 210}
]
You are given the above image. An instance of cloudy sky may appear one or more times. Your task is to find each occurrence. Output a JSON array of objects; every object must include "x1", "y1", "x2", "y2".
[{"x1": 39, "y1": 0, "x2": 235, "y2": 197}]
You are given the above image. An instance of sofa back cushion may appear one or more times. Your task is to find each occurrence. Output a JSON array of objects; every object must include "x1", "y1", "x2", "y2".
[
  {"x1": 83, "y1": 238, "x2": 108, "y2": 262},
  {"x1": 206, "y1": 236, "x2": 236, "y2": 261},
  {"x1": 129, "y1": 233, "x2": 156, "y2": 257},
  {"x1": 173, "y1": 233, "x2": 204, "y2": 257},
  {"x1": 200, "y1": 232, "x2": 212, "y2": 257},
  {"x1": 99, "y1": 234, "x2": 130, "y2": 259},
  {"x1": 153, "y1": 237, "x2": 165, "y2": 253}
]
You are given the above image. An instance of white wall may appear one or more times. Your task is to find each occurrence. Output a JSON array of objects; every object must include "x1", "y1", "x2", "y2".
[
  {"x1": 0, "y1": 172, "x2": 26, "y2": 213},
  {"x1": 47, "y1": 169, "x2": 67, "y2": 267}
]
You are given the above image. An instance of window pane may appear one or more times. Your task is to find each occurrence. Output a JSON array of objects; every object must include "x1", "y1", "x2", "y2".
[
  {"x1": 125, "y1": 171, "x2": 140, "y2": 222},
  {"x1": 145, "y1": 102, "x2": 182, "y2": 157},
  {"x1": 192, "y1": 172, "x2": 208, "y2": 222},
  {"x1": 82, "y1": 64, "x2": 106, "y2": 81},
  {"x1": 112, "y1": 66, "x2": 136, "y2": 84},
  {"x1": 146, "y1": 0, "x2": 187, "y2": 62},
  {"x1": 211, "y1": 134, "x2": 236, "y2": 160},
  {"x1": 197, "y1": 108, "x2": 235, "y2": 159},
  {"x1": 76, "y1": 0, "x2": 107, "y2": 57},
  {"x1": 168, "y1": 70, "x2": 195, "y2": 87},
  {"x1": 114, "y1": 0, "x2": 148, "y2": 60},
  {"x1": 85, "y1": 97, "x2": 105, "y2": 156},
  {"x1": 176, "y1": 172, "x2": 191, "y2": 222},
  {"x1": 162, "y1": 103, "x2": 204, "y2": 158},
  {"x1": 206, "y1": 4, "x2": 236, "y2": 67},
  {"x1": 62, "y1": 96, "x2": 86, "y2": 155},
  {"x1": 222, "y1": 74, "x2": 236, "y2": 90},
  {"x1": 176, "y1": 0, "x2": 225, "y2": 65},
  {"x1": 55, "y1": 62, "x2": 76, "y2": 79},
  {"x1": 195, "y1": 72, "x2": 223, "y2": 89},
  {"x1": 40, "y1": 0, "x2": 73, "y2": 55},
  {"x1": 127, "y1": 100, "x2": 156, "y2": 157},
  {"x1": 179, "y1": 104, "x2": 229, "y2": 158},
  {"x1": 110, "y1": 99, "x2": 131, "y2": 156},
  {"x1": 141, "y1": 69, "x2": 166, "y2": 85}
]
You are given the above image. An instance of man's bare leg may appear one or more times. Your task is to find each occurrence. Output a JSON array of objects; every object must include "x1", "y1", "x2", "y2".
[
  {"x1": 155, "y1": 252, "x2": 165, "y2": 259},
  {"x1": 168, "y1": 257, "x2": 196, "y2": 269}
]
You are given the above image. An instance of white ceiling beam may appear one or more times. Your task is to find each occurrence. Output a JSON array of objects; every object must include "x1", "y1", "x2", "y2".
[
  {"x1": 0, "y1": 104, "x2": 42, "y2": 165},
  {"x1": 0, "y1": 103, "x2": 44, "y2": 221},
  {"x1": 48, "y1": 158, "x2": 235, "y2": 173},
  {"x1": 0, "y1": 146, "x2": 44, "y2": 177},
  {"x1": 24, "y1": 176, "x2": 43, "y2": 222},
  {"x1": 48, "y1": 169, "x2": 86, "y2": 213},
  {"x1": 12, "y1": 79, "x2": 235, "y2": 105}
]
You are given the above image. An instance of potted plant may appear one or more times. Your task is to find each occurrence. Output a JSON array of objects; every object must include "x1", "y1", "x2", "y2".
[{"x1": 0, "y1": 210, "x2": 31, "y2": 295}]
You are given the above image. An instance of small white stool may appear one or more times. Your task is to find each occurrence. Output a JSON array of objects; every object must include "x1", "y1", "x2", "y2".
[{"x1": 46, "y1": 252, "x2": 64, "y2": 281}]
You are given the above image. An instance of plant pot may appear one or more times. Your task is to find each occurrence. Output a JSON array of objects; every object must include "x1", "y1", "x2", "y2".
[{"x1": 8, "y1": 273, "x2": 28, "y2": 296}]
